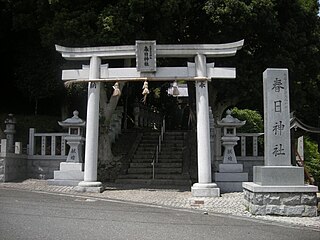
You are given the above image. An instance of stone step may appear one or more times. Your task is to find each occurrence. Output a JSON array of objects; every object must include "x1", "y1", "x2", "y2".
[
  {"x1": 139, "y1": 142, "x2": 158, "y2": 146},
  {"x1": 141, "y1": 135, "x2": 159, "y2": 140},
  {"x1": 136, "y1": 146, "x2": 157, "y2": 150},
  {"x1": 161, "y1": 143, "x2": 184, "y2": 147},
  {"x1": 131, "y1": 158, "x2": 183, "y2": 164},
  {"x1": 131, "y1": 158, "x2": 154, "y2": 163},
  {"x1": 130, "y1": 162, "x2": 182, "y2": 168},
  {"x1": 135, "y1": 148, "x2": 157, "y2": 153},
  {"x1": 134, "y1": 150, "x2": 155, "y2": 155},
  {"x1": 117, "y1": 173, "x2": 189, "y2": 180},
  {"x1": 117, "y1": 174, "x2": 153, "y2": 179},
  {"x1": 163, "y1": 136, "x2": 185, "y2": 140},
  {"x1": 140, "y1": 138, "x2": 158, "y2": 142},
  {"x1": 115, "y1": 178, "x2": 191, "y2": 186},
  {"x1": 132, "y1": 154, "x2": 154, "y2": 159},
  {"x1": 127, "y1": 167, "x2": 182, "y2": 174},
  {"x1": 161, "y1": 146, "x2": 183, "y2": 151},
  {"x1": 140, "y1": 139, "x2": 158, "y2": 143},
  {"x1": 133, "y1": 152, "x2": 183, "y2": 158},
  {"x1": 157, "y1": 158, "x2": 183, "y2": 163},
  {"x1": 158, "y1": 154, "x2": 183, "y2": 159},
  {"x1": 138, "y1": 144, "x2": 157, "y2": 148},
  {"x1": 159, "y1": 149, "x2": 183, "y2": 154}
]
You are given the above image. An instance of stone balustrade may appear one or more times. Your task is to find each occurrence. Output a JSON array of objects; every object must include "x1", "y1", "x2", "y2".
[
  {"x1": 28, "y1": 128, "x2": 68, "y2": 157},
  {"x1": 133, "y1": 103, "x2": 162, "y2": 129}
]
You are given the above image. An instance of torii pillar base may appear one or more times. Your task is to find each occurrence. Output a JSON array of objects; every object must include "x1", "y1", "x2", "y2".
[{"x1": 75, "y1": 181, "x2": 104, "y2": 193}]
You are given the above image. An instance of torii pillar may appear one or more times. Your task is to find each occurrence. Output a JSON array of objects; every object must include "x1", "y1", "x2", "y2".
[
  {"x1": 191, "y1": 54, "x2": 220, "y2": 197},
  {"x1": 77, "y1": 56, "x2": 104, "y2": 193}
]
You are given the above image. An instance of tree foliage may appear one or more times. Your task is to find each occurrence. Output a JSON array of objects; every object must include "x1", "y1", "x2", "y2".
[
  {"x1": 230, "y1": 107, "x2": 263, "y2": 133},
  {"x1": 205, "y1": 0, "x2": 320, "y2": 127},
  {"x1": 304, "y1": 136, "x2": 320, "y2": 186},
  {"x1": 1, "y1": 0, "x2": 319, "y2": 127}
]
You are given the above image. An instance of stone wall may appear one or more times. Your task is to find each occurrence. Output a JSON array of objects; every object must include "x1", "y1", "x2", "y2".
[
  {"x1": 0, "y1": 153, "x2": 27, "y2": 182},
  {"x1": 0, "y1": 153, "x2": 66, "y2": 181},
  {"x1": 243, "y1": 188, "x2": 318, "y2": 217},
  {"x1": 27, "y1": 157, "x2": 66, "y2": 179}
]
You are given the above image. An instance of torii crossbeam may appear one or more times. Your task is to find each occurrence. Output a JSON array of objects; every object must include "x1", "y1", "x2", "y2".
[{"x1": 55, "y1": 40, "x2": 244, "y2": 196}]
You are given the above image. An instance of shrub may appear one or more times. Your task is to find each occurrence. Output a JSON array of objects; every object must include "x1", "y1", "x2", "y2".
[
  {"x1": 230, "y1": 107, "x2": 263, "y2": 133},
  {"x1": 304, "y1": 137, "x2": 320, "y2": 187}
]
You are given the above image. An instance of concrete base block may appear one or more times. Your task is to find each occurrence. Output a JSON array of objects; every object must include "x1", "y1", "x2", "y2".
[
  {"x1": 216, "y1": 182, "x2": 244, "y2": 192},
  {"x1": 215, "y1": 172, "x2": 248, "y2": 182},
  {"x1": 60, "y1": 162, "x2": 83, "y2": 171},
  {"x1": 54, "y1": 170, "x2": 84, "y2": 180},
  {"x1": 242, "y1": 182, "x2": 318, "y2": 217},
  {"x1": 191, "y1": 183, "x2": 220, "y2": 197},
  {"x1": 253, "y1": 166, "x2": 304, "y2": 186},
  {"x1": 75, "y1": 181, "x2": 104, "y2": 193},
  {"x1": 243, "y1": 182, "x2": 318, "y2": 193},
  {"x1": 219, "y1": 164, "x2": 243, "y2": 173}
]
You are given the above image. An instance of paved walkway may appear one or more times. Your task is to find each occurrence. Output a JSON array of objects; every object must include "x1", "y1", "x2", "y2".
[{"x1": 0, "y1": 179, "x2": 319, "y2": 230}]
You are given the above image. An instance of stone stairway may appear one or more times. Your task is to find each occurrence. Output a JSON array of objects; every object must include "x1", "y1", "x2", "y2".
[{"x1": 116, "y1": 130, "x2": 191, "y2": 186}]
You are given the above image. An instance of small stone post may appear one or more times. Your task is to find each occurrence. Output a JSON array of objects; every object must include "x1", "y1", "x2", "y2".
[{"x1": 4, "y1": 114, "x2": 16, "y2": 153}]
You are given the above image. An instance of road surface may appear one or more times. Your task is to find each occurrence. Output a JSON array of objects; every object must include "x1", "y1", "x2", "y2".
[{"x1": 0, "y1": 188, "x2": 319, "y2": 240}]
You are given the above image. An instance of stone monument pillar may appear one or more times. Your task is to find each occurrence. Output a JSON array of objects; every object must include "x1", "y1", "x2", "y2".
[
  {"x1": 191, "y1": 54, "x2": 220, "y2": 197},
  {"x1": 215, "y1": 110, "x2": 248, "y2": 192},
  {"x1": 48, "y1": 110, "x2": 85, "y2": 186},
  {"x1": 243, "y1": 68, "x2": 318, "y2": 217}
]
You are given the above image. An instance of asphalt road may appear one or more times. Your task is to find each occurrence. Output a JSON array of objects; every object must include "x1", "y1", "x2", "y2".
[{"x1": 0, "y1": 188, "x2": 319, "y2": 240}]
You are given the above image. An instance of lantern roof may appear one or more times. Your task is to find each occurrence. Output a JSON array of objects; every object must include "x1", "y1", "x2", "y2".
[
  {"x1": 217, "y1": 109, "x2": 246, "y2": 127},
  {"x1": 58, "y1": 110, "x2": 86, "y2": 128}
]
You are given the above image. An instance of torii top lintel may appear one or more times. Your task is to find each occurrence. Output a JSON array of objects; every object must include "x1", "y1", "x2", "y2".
[{"x1": 55, "y1": 40, "x2": 244, "y2": 60}]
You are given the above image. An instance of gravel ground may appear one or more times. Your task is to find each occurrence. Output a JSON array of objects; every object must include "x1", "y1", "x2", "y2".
[{"x1": 0, "y1": 179, "x2": 319, "y2": 230}]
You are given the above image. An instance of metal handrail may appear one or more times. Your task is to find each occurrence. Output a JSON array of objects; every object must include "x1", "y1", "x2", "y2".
[{"x1": 151, "y1": 117, "x2": 165, "y2": 180}]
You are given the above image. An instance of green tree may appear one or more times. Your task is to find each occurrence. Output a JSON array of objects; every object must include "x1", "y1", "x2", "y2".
[
  {"x1": 204, "y1": 0, "x2": 320, "y2": 126},
  {"x1": 1, "y1": 0, "x2": 64, "y2": 115},
  {"x1": 230, "y1": 107, "x2": 263, "y2": 133}
]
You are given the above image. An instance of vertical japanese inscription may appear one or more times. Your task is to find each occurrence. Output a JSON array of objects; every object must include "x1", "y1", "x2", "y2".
[
  {"x1": 136, "y1": 40, "x2": 156, "y2": 72},
  {"x1": 263, "y1": 68, "x2": 291, "y2": 166}
]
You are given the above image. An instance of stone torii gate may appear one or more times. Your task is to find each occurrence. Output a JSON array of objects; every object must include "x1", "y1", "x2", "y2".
[{"x1": 55, "y1": 40, "x2": 244, "y2": 196}]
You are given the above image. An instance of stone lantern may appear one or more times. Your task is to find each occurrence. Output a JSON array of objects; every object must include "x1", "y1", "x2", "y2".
[
  {"x1": 217, "y1": 109, "x2": 245, "y2": 165},
  {"x1": 214, "y1": 110, "x2": 248, "y2": 192},
  {"x1": 49, "y1": 110, "x2": 85, "y2": 186},
  {"x1": 58, "y1": 110, "x2": 86, "y2": 163}
]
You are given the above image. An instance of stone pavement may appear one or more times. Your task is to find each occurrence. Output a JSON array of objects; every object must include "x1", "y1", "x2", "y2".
[{"x1": 0, "y1": 179, "x2": 319, "y2": 230}]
